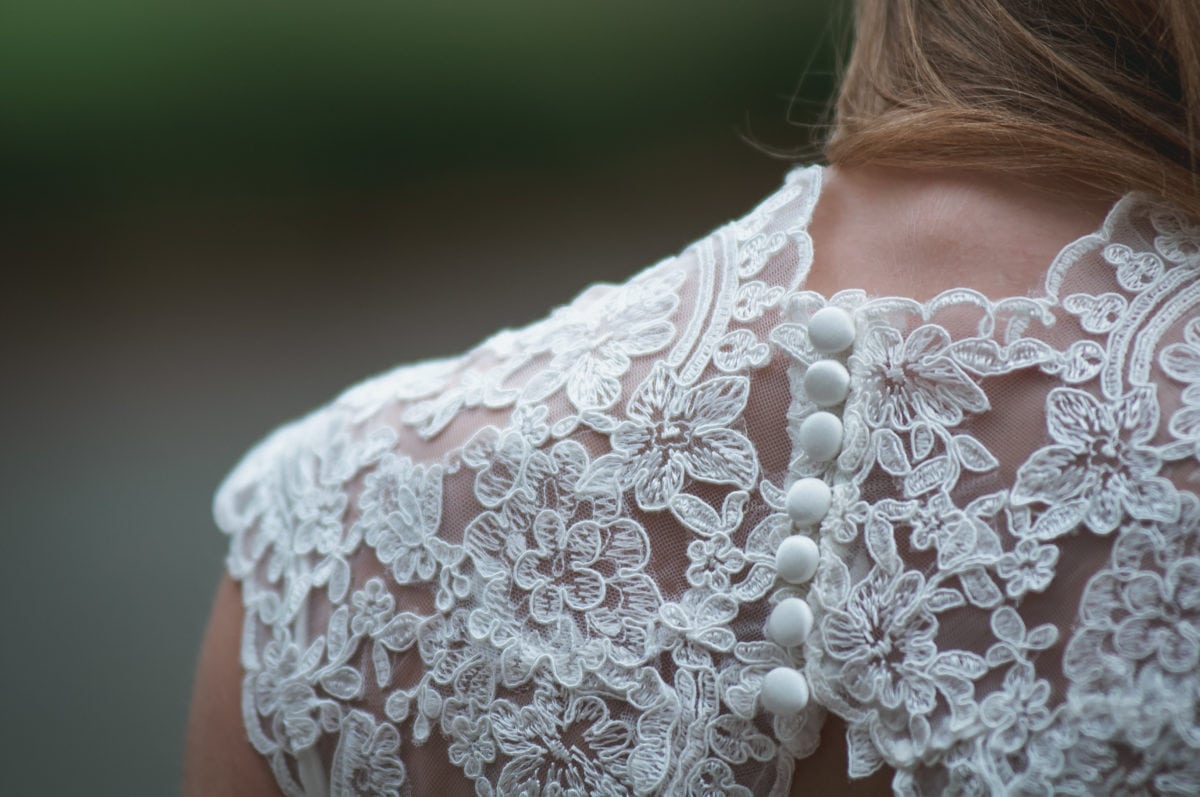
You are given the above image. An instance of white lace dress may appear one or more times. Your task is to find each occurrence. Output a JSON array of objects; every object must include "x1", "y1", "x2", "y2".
[{"x1": 213, "y1": 165, "x2": 1200, "y2": 796}]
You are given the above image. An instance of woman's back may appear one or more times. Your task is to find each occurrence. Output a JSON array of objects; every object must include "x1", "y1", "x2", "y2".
[
  {"x1": 792, "y1": 165, "x2": 1116, "y2": 795},
  {"x1": 194, "y1": 163, "x2": 1200, "y2": 794}
]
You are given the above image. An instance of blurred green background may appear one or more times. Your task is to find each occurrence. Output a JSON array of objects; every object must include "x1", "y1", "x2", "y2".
[{"x1": 1, "y1": 2, "x2": 843, "y2": 793}]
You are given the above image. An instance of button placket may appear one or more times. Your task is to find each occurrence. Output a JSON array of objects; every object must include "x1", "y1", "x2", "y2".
[
  {"x1": 798, "y1": 411, "x2": 843, "y2": 461},
  {"x1": 775, "y1": 535, "x2": 819, "y2": 585},
  {"x1": 807, "y1": 306, "x2": 856, "y2": 354},
  {"x1": 761, "y1": 304, "x2": 857, "y2": 717},
  {"x1": 766, "y1": 597, "x2": 814, "y2": 647}
]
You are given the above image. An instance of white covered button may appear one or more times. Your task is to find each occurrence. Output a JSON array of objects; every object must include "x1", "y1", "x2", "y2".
[
  {"x1": 775, "y1": 534, "x2": 820, "y2": 583},
  {"x1": 798, "y1": 411, "x2": 844, "y2": 461},
  {"x1": 786, "y1": 478, "x2": 832, "y2": 527},
  {"x1": 804, "y1": 360, "x2": 850, "y2": 406},
  {"x1": 766, "y1": 597, "x2": 814, "y2": 647},
  {"x1": 761, "y1": 666, "x2": 810, "y2": 715},
  {"x1": 808, "y1": 306, "x2": 856, "y2": 353}
]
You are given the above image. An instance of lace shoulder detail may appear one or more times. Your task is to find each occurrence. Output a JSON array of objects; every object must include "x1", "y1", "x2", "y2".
[
  {"x1": 213, "y1": 167, "x2": 827, "y2": 795},
  {"x1": 212, "y1": 164, "x2": 1200, "y2": 796}
]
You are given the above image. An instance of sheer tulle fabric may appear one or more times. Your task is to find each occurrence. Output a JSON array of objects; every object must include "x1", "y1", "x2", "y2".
[{"x1": 213, "y1": 165, "x2": 1200, "y2": 795}]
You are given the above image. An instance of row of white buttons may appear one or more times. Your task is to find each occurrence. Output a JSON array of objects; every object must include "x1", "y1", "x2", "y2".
[{"x1": 761, "y1": 306, "x2": 856, "y2": 718}]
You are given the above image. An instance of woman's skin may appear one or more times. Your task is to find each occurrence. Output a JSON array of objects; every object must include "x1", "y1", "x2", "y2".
[
  {"x1": 184, "y1": 577, "x2": 279, "y2": 796},
  {"x1": 806, "y1": 165, "x2": 1116, "y2": 302},
  {"x1": 183, "y1": 165, "x2": 1116, "y2": 797}
]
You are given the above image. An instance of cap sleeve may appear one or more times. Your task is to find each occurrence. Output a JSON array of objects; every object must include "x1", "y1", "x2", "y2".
[{"x1": 206, "y1": 165, "x2": 845, "y2": 796}]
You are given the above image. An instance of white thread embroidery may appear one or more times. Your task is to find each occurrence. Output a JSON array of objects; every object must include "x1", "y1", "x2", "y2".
[{"x1": 215, "y1": 165, "x2": 1200, "y2": 795}]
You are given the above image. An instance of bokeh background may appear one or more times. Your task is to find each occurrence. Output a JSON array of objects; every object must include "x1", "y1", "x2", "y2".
[{"x1": 1, "y1": 2, "x2": 844, "y2": 793}]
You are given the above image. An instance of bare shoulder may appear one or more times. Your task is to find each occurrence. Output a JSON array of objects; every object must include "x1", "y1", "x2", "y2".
[{"x1": 183, "y1": 576, "x2": 282, "y2": 797}]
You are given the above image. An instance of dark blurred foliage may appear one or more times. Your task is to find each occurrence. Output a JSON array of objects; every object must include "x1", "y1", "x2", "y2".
[
  {"x1": 0, "y1": 2, "x2": 843, "y2": 793},
  {"x1": 1, "y1": 1, "x2": 841, "y2": 211}
]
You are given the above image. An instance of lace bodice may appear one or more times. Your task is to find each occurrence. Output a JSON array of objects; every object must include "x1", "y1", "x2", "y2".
[{"x1": 213, "y1": 165, "x2": 1200, "y2": 795}]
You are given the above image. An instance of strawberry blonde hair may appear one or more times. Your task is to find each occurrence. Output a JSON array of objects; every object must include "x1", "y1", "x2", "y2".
[{"x1": 826, "y1": 0, "x2": 1200, "y2": 216}]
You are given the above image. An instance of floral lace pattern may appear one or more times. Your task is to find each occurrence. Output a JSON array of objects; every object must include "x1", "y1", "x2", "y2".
[{"x1": 214, "y1": 165, "x2": 1200, "y2": 795}]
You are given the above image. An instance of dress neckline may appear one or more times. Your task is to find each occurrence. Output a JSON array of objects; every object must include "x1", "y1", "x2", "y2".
[{"x1": 788, "y1": 162, "x2": 1143, "y2": 312}]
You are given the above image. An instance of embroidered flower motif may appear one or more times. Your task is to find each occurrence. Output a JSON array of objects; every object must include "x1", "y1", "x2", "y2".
[
  {"x1": 330, "y1": 710, "x2": 407, "y2": 796},
  {"x1": 583, "y1": 364, "x2": 758, "y2": 511},
  {"x1": 657, "y1": 590, "x2": 738, "y2": 670},
  {"x1": 1012, "y1": 387, "x2": 1179, "y2": 534},
  {"x1": 1101, "y1": 244, "x2": 1166, "y2": 293},
  {"x1": 511, "y1": 403, "x2": 551, "y2": 446},
  {"x1": 852, "y1": 324, "x2": 989, "y2": 431},
  {"x1": 513, "y1": 512, "x2": 614, "y2": 622},
  {"x1": 1109, "y1": 563, "x2": 1200, "y2": 674},
  {"x1": 350, "y1": 578, "x2": 396, "y2": 636},
  {"x1": 465, "y1": 436, "x2": 660, "y2": 683},
  {"x1": 463, "y1": 436, "x2": 607, "y2": 556},
  {"x1": 683, "y1": 758, "x2": 753, "y2": 797},
  {"x1": 286, "y1": 456, "x2": 351, "y2": 559},
  {"x1": 1064, "y1": 498, "x2": 1200, "y2": 699},
  {"x1": 685, "y1": 533, "x2": 747, "y2": 589},
  {"x1": 464, "y1": 438, "x2": 603, "y2": 576},
  {"x1": 519, "y1": 266, "x2": 682, "y2": 412},
  {"x1": 490, "y1": 683, "x2": 636, "y2": 795},
  {"x1": 1151, "y1": 206, "x2": 1200, "y2": 268},
  {"x1": 359, "y1": 454, "x2": 457, "y2": 583},
  {"x1": 252, "y1": 632, "x2": 328, "y2": 752},
  {"x1": 1055, "y1": 665, "x2": 1200, "y2": 795},
  {"x1": 818, "y1": 569, "x2": 988, "y2": 765},
  {"x1": 461, "y1": 425, "x2": 535, "y2": 509},
  {"x1": 473, "y1": 511, "x2": 660, "y2": 683},
  {"x1": 446, "y1": 715, "x2": 496, "y2": 779},
  {"x1": 1161, "y1": 317, "x2": 1200, "y2": 461},
  {"x1": 979, "y1": 664, "x2": 1053, "y2": 754},
  {"x1": 823, "y1": 570, "x2": 940, "y2": 714},
  {"x1": 822, "y1": 482, "x2": 870, "y2": 545},
  {"x1": 416, "y1": 609, "x2": 476, "y2": 686},
  {"x1": 892, "y1": 743, "x2": 1006, "y2": 797},
  {"x1": 996, "y1": 538, "x2": 1060, "y2": 598},
  {"x1": 908, "y1": 491, "x2": 998, "y2": 569}
]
